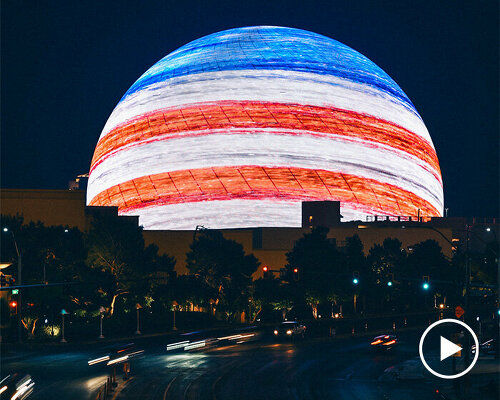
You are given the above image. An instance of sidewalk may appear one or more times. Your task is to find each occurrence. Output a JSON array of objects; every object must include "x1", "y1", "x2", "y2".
[
  {"x1": 379, "y1": 354, "x2": 499, "y2": 399},
  {"x1": 439, "y1": 356, "x2": 499, "y2": 400}
]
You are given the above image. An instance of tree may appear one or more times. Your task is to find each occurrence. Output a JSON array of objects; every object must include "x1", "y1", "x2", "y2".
[
  {"x1": 285, "y1": 227, "x2": 346, "y2": 317},
  {"x1": 405, "y1": 240, "x2": 451, "y2": 280},
  {"x1": 404, "y1": 239, "x2": 456, "y2": 309},
  {"x1": 1, "y1": 214, "x2": 88, "y2": 335},
  {"x1": 171, "y1": 274, "x2": 214, "y2": 311},
  {"x1": 254, "y1": 277, "x2": 294, "y2": 321},
  {"x1": 341, "y1": 234, "x2": 368, "y2": 313},
  {"x1": 366, "y1": 238, "x2": 406, "y2": 312},
  {"x1": 186, "y1": 230, "x2": 259, "y2": 320},
  {"x1": 85, "y1": 213, "x2": 175, "y2": 315}
]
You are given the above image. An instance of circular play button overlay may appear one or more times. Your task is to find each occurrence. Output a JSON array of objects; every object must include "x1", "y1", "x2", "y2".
[{"x1": 419, "y1": 318, "x2": 479, "y2": 379}]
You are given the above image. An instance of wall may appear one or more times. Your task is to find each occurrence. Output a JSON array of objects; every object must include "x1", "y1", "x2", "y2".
[
  {"x1": 144, "y1": 224, "x2": 455, "y2": 277},
  {"x1": 1, "y1": 189, "x2": 87, "y2": 229},
  {"x1": 0, "y1": 189, "x2": 468, "y2": 278}
]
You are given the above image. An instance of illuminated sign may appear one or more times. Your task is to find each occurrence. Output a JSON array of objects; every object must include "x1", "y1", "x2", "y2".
[{"x1": 87, "y1": 26, "x2": 443, "y2": 229}]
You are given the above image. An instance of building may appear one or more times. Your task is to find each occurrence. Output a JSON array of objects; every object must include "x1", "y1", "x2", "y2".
[
  {"x1": 3, "y1": 28, "x2": 495, "y2": 279},
  {"x1": 4, "y1": 189, "x2": 495, "y2": 277},
  {"x1": 86, "y1": 26, "x2": 444, "y2": 230}
]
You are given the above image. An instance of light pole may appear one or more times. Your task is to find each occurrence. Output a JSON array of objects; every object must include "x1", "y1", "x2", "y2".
[
  {"x1": 3, "y1": 227, "x2": 22, "y2": 343},
  {"x1": 135, "y1": 303, "x2": 142, "y2": 335},
  {"x1": 172, "y1": 301, "x2": 178, "y2": 331},
  {"x1": 60, "y1": 309, "x2": 68, "y2": 343},
  {"x1": 99, "y1": 306, "x2": 105, "y2": 339}
]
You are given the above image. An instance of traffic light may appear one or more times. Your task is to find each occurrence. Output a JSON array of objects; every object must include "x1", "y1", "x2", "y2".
[
  {"x1": 293, "y1": 268, "x2": 299, "y2": 281},
  {"x1": 422, "y1": 276, "x2": 430, "y2": 290},
  {"x1": 263, "y1": 266, "x2": 270, "y2": 279},
  {"x1": 352, "y1": 271, "x2": 359, "y2": 285},
  {"x1": 387, "y1": 273, "x2": 394, "y2": 287},
  {"x1": 9, "y1": 300, "x2": 18, "y2": 315}
]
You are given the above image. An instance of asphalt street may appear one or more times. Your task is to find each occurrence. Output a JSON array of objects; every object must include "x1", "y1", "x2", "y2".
[{"x1": 1, "y1": 328, "x2": 497, "y2": 400}]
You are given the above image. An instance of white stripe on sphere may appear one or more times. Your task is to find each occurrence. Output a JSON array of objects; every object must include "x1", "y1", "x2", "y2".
[
  {"x1": 87, "y1": 130, "x2": 443, "y2": 212},
  {"x1": 120, "y1": 199, "x2": 374, "y2": 230},
  {"x1": 99, "y1": 70, "x2": 432, "y2": 146}
]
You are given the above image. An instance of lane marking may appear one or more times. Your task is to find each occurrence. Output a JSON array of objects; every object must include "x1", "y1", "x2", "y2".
[
  {"x1": 111, "y1": 376, "x2": 135, "y2": 400},
  {"x1": 163, "y1": 376, "x2": 178, "y2": 400}
]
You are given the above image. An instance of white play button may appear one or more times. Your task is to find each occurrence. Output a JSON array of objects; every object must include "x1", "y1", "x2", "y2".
[
  {"x1": 419, "y1": 319, "x2": 479, "y2": 379},
  {"x1": 440, "y1": 336, "x2": 462, "y2": 361}
]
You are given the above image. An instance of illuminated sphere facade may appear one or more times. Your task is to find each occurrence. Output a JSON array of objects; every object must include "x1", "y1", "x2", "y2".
[{"x1": 87, "y1": 26, "x2": 443, "y2": 229}]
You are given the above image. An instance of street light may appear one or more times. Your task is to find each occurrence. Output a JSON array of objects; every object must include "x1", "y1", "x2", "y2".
[
  {"x1": 60, "y1": 309, "x2": 68, "y2": 343},
  {"x1": 98, "y1": 306, "x2": 105, "y2": 339},
  {"x1": 172, "y1": 301, "x2": 178, "y2": 331},
  {"x1": 135, "y1": 304, "x2": 142, "y2": 335}
]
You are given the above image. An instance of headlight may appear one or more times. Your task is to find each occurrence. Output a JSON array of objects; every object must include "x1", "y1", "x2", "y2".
[
  {"x1": 274, "y1": 330, "x2": 278, "y2": 335},
  {"x1": 286, "y1": 330, "x2": 292, "y2": 335}
]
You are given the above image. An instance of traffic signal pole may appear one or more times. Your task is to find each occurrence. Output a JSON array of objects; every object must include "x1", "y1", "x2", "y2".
[{"x1": 17, "y1": 252, "x2": 22, "y2": 344}]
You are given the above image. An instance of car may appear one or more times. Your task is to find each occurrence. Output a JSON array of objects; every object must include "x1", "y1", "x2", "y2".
[
  {"x1": 370, "y1": 334, "x2": 398, "y2": 350},
  {"x1": 88, "y1": 343, "x2": 144, "y2": 367},
  {"x1": 273, "y1": 321, "x2": 306, "y2": 339},
  {"x1": 471, "y1": 338, "x2": 497, "y2": 355},
  {"x1": 0, "y1": 373, "x2": 35, "y2": 400}
]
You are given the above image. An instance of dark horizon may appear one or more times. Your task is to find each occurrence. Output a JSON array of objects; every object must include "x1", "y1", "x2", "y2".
[{"x1": 1, "y1": 1, "x2": 498, "y2": 218}]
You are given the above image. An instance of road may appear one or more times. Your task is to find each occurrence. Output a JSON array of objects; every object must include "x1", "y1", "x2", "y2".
[
  {"x1": 1, "y1": 328, "x2": 496, "y2": 400},
  {"x1": 117, "y1": 331, "x2": 438, "y2": 400}
]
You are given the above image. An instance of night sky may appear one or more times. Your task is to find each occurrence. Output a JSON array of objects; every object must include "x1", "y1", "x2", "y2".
[{"x1": 1, "y1": 1, "x2": 498, "y2": 218}]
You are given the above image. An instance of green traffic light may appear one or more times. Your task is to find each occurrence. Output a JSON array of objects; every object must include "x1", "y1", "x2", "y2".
[{"x1": 423, "y1": 283, "x2": 429, "y2": 290}]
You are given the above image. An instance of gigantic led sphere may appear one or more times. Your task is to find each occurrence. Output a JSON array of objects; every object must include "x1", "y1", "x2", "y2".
[{"x1": 87, "y1": 26, "x2": 443, "y2": 230}]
